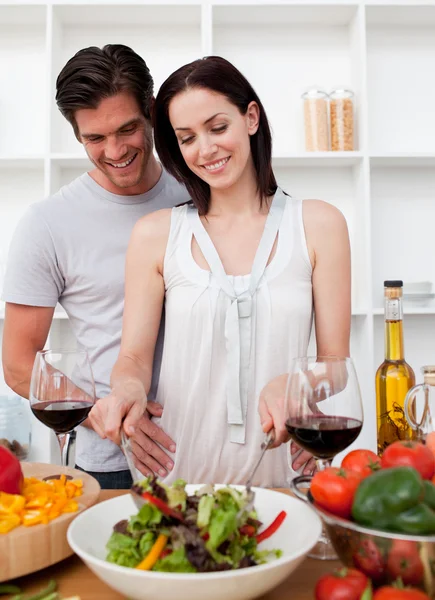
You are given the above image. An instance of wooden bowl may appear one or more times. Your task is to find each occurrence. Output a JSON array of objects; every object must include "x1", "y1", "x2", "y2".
[{"x1": 0, "y1": 462, "x2": 100, "y2": 582}]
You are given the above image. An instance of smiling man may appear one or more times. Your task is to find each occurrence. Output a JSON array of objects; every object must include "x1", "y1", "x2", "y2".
[{"x1": 1, "y1": 45, "x2": 188, "y2": 488}]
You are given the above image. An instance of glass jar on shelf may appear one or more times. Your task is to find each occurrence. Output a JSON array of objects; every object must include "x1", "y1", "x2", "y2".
[
  {"x1": 301, "y1": 88, "x2": 329, "y2": 152},
  {"x1": 0, "y1": 395, "x2": 31, "y2": 460},
  {"x1": 329, "y1": 88, "x2": 355, "y2": 151}
]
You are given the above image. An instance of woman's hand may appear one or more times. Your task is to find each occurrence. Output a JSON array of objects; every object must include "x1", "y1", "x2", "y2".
[
  {"x1": 89, "y1": 378, "x2": 147, "y2": 445},
  {"x1": 258, "y1": 373, "x2": 317, "y2": 475}
]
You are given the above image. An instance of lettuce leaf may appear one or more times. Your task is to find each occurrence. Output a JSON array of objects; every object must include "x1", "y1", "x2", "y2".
[
  {"x1": 106, "y1": 532, "x2": 141, "y2": 567},
  {"x1": 153, "y1": 547, "x2": 197, "y2": 573},
  {"x1": 128, "y1": 502, "x2": 163, "y2": 532},
  {"x1": 197, "y1": 495, "x2": 214, "y2": 528}
]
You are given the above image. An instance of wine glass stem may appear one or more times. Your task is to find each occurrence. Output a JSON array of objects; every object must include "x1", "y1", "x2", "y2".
[
  {"x1": 315, "y1": 458, "x2": 332, "y2": 472},
  {"x1": 56, "y1": 432, "x2": 72, "y2": 467}
]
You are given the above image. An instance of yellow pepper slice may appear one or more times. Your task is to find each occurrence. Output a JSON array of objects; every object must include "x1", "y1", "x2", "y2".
[{"x1": 135, "y1": 534, "x2": 168, "y2": 570}]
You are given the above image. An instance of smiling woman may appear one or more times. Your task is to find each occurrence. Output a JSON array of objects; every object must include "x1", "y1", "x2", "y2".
[{"x1": 89, "y1": 56, "x2": 352, "y2": 488}]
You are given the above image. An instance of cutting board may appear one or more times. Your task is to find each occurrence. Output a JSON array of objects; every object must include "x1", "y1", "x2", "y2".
[{"x1": 0, "y1": 462, "x2": 100, "y2": 582}]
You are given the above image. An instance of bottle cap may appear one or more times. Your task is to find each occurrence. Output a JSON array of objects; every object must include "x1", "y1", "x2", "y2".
[{"x1": 384, "y1": 280, "x2": 403, "y2": 287}]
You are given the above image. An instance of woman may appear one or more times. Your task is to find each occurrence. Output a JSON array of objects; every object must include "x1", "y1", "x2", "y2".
[{"x1": 89, "y1": 56, "x2": 351, "y2": 487}]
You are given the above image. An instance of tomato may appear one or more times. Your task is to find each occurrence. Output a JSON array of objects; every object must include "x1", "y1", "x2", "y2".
[
  {"x1": 426, "y1": 431, "x2": 435, "y2": 461},
  {"x1": 315, "y1": 567, "x2": 370, "y2": 600},
  {"x1": 352, "y1": 538, "x2": 385, "y2": 582},
  {"x1": 0, "y1": 446, "x2": 23, "y2": 495},
  {"x1": 342, "y1": 449, "x2": 381, "y2": 478},
  {"x1": 386, "y1": 539, "x2": 424, "y2": 586},
  {"x1": 381, "y1": 441, "x2": 435, "y2": 480},
  {"x1": 311, "y1": 467, "x2": 362, "y2": 519},
  {"x1": 373, "y1": 587, "x2": 430, "y2": 600}
]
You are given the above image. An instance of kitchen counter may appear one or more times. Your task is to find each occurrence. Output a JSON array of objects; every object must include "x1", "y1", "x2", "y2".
[{"x1": 11, "y1": 489, "x2": 339, "y2": 599}]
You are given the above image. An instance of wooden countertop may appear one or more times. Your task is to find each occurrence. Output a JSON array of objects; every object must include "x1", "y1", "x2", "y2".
[{"x1": 10, "y1": 489, "x2": 340, "y2": 599}]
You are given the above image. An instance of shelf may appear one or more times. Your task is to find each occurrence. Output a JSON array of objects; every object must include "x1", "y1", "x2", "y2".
[
  {"x1": 0, "y1": 157, "x2": 45, "y2": 169},
  {"x1": 273, "y1": 152, "x2": 363, "y2": 168},
  {"x1": 370, "y1": 154, "x2": 435, "y2": 167},
  {"x1": 366, "y1": 5, "x2": 435, "y2": 26},
  {"x1": 212, "y1": 3, "x2": 361, "y2": 155},
  {"x1": 367, "y1": 6, "x2": 435, "y2": 153},
  {"x1": 0, "y1": 6, "x2": 47, "y2": 156},
  {"x1": 212, "y1": 4, "x2": 358, "y2": 26},
  {"x1": 370, "y1": 166, "x2": 435, "y2": 307}
]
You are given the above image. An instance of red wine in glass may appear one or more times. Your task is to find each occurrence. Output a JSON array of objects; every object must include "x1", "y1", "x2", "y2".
[
  {"x1": 30, "y1": 349, "x2": 95, "y2": 466},
  {"x1": 286, "y1": 356, "x2": 364, "y2": 560},
  {"x1": 285, "y1": 415, "x2": 363, "y2": 460},
  {"x1": 31, "y1": 401, "x2": 93, "y2": 434}
]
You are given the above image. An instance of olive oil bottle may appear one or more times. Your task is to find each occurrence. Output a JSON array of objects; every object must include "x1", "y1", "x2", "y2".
[{"x1": 376, "y1": 280, "x2": 416, "y2": 455}]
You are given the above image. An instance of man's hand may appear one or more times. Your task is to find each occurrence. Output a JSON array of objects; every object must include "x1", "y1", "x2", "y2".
[{"x1": 129, "y1": 401, "x2": 176, "y2": 478}]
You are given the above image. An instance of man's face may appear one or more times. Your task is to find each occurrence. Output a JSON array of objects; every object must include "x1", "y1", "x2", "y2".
[{"x1": 74, "y1": 92, "x2": 154, "y2": 195}]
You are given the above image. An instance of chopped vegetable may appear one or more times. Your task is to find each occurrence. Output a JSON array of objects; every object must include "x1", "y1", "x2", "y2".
[
  {"x1": 0, "y1": 475, "x2": 83, "y2": 534},
  {"x1": 0, "y1": 583, "x2": 21, "y2": 594},
  {"x1": 140, "y1": 491, "x2": 184, "y2": 522},
  {"x1": 256, "y1": 510, "x2": 287, "y2": 543},
  {"x1": 107, "y1": 476, "x2": 283, "y2": 573},
  {"x1": 0, "y1": 446, "x2": 23, "y2": 495},
  {"x1": 136, "y1": 534, "x2": 168, "y2": 570}
]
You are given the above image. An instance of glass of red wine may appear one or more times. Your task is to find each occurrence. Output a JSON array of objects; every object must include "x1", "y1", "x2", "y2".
[
  {"x1": 30, "y1": 349, "x2": 95, "y2": 466},
  {"x1": 286, "y1": 355, "x2": 363, "y2": 560}
]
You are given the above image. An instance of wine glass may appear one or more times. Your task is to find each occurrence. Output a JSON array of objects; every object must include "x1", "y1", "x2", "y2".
[
  {"x1": 286, "y1": 355, "x2": 363, "y2": 560},
  {"x1": 30, "y1": 349, "x2": 95, "y2": 466}
]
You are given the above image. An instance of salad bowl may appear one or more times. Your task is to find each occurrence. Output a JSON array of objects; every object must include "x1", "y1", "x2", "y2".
[{"x1": 67, "y1": 484, "x2": 321, "y2": 600}]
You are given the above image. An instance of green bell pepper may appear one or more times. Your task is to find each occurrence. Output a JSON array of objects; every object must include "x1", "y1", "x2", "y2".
[
  {"x1": 423, "y1": 480, "x2": 435, "y2": 510},
  {"x1": 352, "y1": 466, "x2": 424, "y2": 529},
  {"x1": 390, "y1": 502, "x2": 435, "y2": 535}
]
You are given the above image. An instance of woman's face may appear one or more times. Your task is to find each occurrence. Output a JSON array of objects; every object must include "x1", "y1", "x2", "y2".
[{"x1": 168, "y1": 87, "x2": 259, "y2": 191}]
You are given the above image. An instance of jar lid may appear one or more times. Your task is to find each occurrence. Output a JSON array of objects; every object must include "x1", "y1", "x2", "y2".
[
  {"x1": 301, "y1": 88, "x2": 328, "y2": 100},
  {"x1": 329, "y1": 88, "x2": 354, "y2": 99}
]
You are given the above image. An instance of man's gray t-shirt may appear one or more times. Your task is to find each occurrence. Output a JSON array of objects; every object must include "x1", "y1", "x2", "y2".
[{"x1": 2, "y1": 169, "x2": 189, "y2": 471}]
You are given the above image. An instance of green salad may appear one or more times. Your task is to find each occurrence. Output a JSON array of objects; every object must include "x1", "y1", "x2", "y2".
[{"x1": 105, "y1": 477, "x2": 285, "y2": 573}]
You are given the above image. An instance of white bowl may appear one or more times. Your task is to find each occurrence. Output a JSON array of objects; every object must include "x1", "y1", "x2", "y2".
[{"x1": 67, "y1": 485, "x2": 321, "y2": 600}]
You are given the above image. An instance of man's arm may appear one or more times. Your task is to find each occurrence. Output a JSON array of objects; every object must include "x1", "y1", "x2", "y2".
[
  {"x1": 2, "y1": 303, "x2": 96, "y2": 430},
  {"x1": 2, "y1": 303, "x2": 54, "y2": 398}
]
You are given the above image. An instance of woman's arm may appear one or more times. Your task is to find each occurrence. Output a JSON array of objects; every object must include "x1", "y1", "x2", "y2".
[
  {"x1": 89, "y1": 209, "x2": 171, "y2": 444},
  {"x1": 305, "y1": 199, "x2": 351, "y2": 358},
  {"x1": 259, "y1": 199, "x2": 351, "y2": 463}
]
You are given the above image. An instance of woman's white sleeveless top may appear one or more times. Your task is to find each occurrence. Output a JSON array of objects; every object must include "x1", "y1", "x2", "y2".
[{"x1": 154, "y1": 189, "x2": 313, "y2": 487}]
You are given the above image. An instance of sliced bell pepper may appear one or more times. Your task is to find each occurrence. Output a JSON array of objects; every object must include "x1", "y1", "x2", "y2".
[
  {"x1": 239, "y1": 524, "x2": 256, "y2": 537},
  {"x1": 141, "y1": 491, "x2": 184, "y2": 522},
  {"x1": 136, "y1": 534, "x2": 168, "y2": 570},
  {"x1": 256, "y1": 510, "x2": 287, "y2": 543}
]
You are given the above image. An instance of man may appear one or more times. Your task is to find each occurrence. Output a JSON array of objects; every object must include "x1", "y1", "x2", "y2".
[{"x1": 1, "y1": 44, "x2": 189, "y2": 488}]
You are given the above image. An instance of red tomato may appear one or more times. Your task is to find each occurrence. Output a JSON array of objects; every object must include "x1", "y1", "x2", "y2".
[
  {"x1": 353, "y1": 538, "x2": 386, "y2": 582},
  {"x1": 0, "y1": 446, "x2": 23, "y2": 495},
  {"x1": 315, "y1": 567, "x2": 370, "y2": 600},
  {"x1": 386, "y1": 540, "x2": 424, "y2": 586},
  {"x1": 373, "y1": 587, "x2": 430, "y2": 600},
  {"x1": 342, "y1": 449, "x2": 381, "y2": 478},
  {"x1": 381, "y1": 441, "x2": 435, "y2": 480},
  {"x1": 311, "y1": 467, "x2": 362, "y2": 519}
]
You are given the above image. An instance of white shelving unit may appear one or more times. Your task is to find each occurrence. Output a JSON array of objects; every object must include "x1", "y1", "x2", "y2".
[{"x1": 1, "y1": 0, "x2": 434, "y2": 462}]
